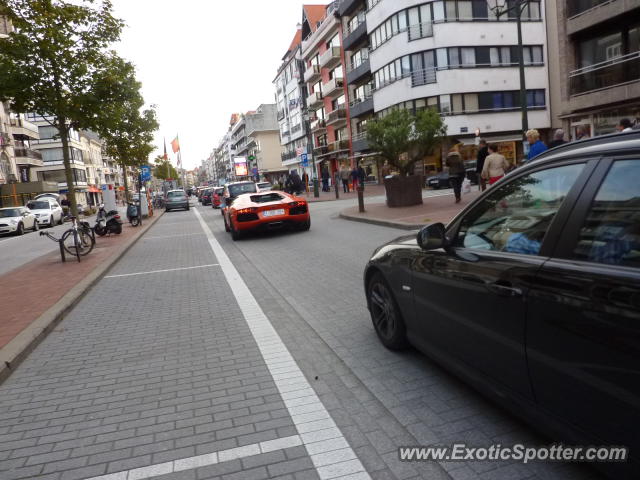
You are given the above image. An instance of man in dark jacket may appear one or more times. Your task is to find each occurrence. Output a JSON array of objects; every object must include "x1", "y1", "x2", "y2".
[
  {"x1": 289, "y1": 170, "x2": 303, "y2": 195},
  {"x1": 476, "y1": 139, "x2": 488, "y2": 191},
  {"x1": 321, "y1": 166, "x2": 330, "y2": 192}
]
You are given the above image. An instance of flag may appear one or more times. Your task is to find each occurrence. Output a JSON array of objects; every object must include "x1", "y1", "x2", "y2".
[
  {"x1": 163, "y1": 138, "x2": 168, "y2": 161},
  {"x1": 171, "y1": 136, "x2": 180, "y2": 153}
]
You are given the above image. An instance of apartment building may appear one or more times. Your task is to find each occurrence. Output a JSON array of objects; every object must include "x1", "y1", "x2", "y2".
[
  {"x1": 230, "y1": 105, "x2": 282, "y2": 181},
  {"x1": 80, "y1": 130, "x2": 107, "y2": 206},
  {"x1": 338, "y1": 0, "x2": 376, "y2": 180},
  {"x1": 301, "y1": 2, "x2": 352, "y2": 178},
  {"x1": 547, "y1": 0, "x2": 640, "y2": 137},
  {"x1": 274, "y1": 28, "x2": 313, "y2": 178},
  {"x1": 29, "y1": 114, "x2": 90, "y2": 207},
  {"x1": 360, "y1": 0, "x2": 550, "y2": 172}
]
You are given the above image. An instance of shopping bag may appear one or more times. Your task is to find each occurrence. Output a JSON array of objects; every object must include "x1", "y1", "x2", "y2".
[{"x1": 462, "y1": 178, "x2": 471, "y2": 194}]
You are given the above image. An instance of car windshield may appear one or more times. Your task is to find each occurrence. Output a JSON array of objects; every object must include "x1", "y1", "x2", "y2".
[
  {"x1": 0, "y1": 209, "x2": 22, "y2": 218},
  {"x1": 228, "y1": 183, "x2": 257, "y2": 197},
  {"x1": 249, "y1": 193, "x2": 284, "y2": 203},
  {"x1": 26, "y1": 201, "x2": 50, "y2": 210},
  {"x1": 167, "y1": 191, "x2": 185, "y2": 199}
]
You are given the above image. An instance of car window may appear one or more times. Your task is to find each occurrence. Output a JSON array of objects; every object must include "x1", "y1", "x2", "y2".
[
  {"x1": 167, "y1": 191, "x2": 185, "y2": 199},
  {"x1": 229, "y1": 183, "x2": 257, "y2": 196},
  {"x1": 456, "y1": 163, "x2": 585, "y2": 255},
  {"x1": 0, "y1": 208, "x2": 21, "y2": 217},
  {"x1": 572, "y1": 159, "x2": 640, "y2": 268},
  {"x1": 27, "y1": 201, "x2": 50, "y2": 210}
]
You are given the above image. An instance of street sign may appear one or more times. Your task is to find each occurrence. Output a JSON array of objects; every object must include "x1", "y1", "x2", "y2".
[
  {"x1": 301, "y1": 153, "x2": 308, "y2": 167},
  {"x1": 140, "y1": 165, "x2": 152, "y2": 182}
]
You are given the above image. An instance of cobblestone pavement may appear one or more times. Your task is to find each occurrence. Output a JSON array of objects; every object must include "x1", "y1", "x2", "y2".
[{"x1": 0, "y1": 200, "x2": 602, "y2": 480}]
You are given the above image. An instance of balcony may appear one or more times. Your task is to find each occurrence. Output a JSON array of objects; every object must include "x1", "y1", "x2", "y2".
[
  {"x1": 10, "y1": 117, "x2": 40, "y2": 140},
  {"x1": 347, "y1": 58, "x2": 371, "y2": 85},
  {"x1": 349, "y1": 95, "x2": 374, "y2": 118},
  {"x1": 411, "y1": 68, "x2": 437, "y2": 87},
  {"x1": 281, "y1": 151, "x2": 297, "y2": 162},
  {"x1": 277, "y1": 109, "x2": 285, "y2": 121},
  {"x1": 343, "y1": 16, "x2": 367, "y2": 51},
  {"x1": 328, "y1": 139, "x2": 350, "y2": 153},
  {"x1": 569, "y1": 52, "x2": 640, "y2": 96},
  {"x1": 14, "y1": 147, "x2": 43, "y2": 167},
  {"x1": 352, "y1": 131, "x2": 369, "y2": 152},
  {"x1": 319, "y1": 47, "x2": 342, "y2": 70},
  {"x1": 322, "y1": 77, "x2": 344, "y2": 98},
  {"x1": 311, "y1": 118, "x2": 327, "y2": 133},
  {"x1": 568, "y1": 0, "x2": 611, "y2": 17},
  {"x1": 304, "y1": 64, "x2": 321, "y2": 84},
  {"x1": 313, "y1": 144, "x2": 329, "y2": 156},
  {"x1": 306, "y1": 91, "x2": 324, "y2": 110},
  {"x1": 337, "y1": 0, "x2": 362, "y2": 16},
  {"x1": 326, "y1": 105, "x2": 347, "y2": 127}
]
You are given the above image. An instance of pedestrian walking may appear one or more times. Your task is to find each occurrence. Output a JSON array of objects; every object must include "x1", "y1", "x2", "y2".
[
  {"x1": 340, "y1": 165, "x2": 350, "y2": 193},
  {"x1": 289, "y1": 170, "x2": 303, "y2": 195},
  {"x1": 321, "y1": 165, "x2": 330, "y2": 192},
  {"x1": 617, "y1": 118, "x2": 633, "y2": 133},
  {"x1": 351, "y1": 166, "x2": 359, "y2": 190},
  {"x1": 476, "y1": 139, "x2": 488, "y2": 191},
  {"x1": 482, "y1": 144, "x2": 510, "y2": 186},
  {"x1": 575, "y1": 125, "x2": 589, "y2": 140},
  {"x1": 445, "y1": 141, "x2": 466, "y2": 203},
  {"x1": 547, "y1": 129, "x2": 567, "y2": 149},
  {"x1": 526, "y1": 129, "x2": 547, "y2": 161}
]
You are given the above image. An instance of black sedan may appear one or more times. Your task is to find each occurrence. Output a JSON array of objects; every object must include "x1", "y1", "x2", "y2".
[
  {"x1": 365, "y1": 130, "x2": 640, "y2": 479},
  {"x1": 426, "y1": 164, "x2": 478, "y2": 189}
]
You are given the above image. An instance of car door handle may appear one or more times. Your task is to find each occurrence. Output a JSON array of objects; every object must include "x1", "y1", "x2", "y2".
[{"x1": 488, "y1": 281, "x2": 523, "y2": 297}]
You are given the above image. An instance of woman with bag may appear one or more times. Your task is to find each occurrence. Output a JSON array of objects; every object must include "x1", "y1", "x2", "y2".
[
  {"x1": 481, "y1": 144, "x2": 510, "y2": 186},
  {"x1": 445, "y1": 141, "x2": 466, "y2": 203}
]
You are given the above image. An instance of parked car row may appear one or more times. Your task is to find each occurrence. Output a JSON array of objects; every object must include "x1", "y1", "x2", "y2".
[
  {"x1": 0, "y1": 195, "x2": 65, "y2": 236},
  {"x1": 364, "y1": 130, "x2": 640, "y2": 479}
]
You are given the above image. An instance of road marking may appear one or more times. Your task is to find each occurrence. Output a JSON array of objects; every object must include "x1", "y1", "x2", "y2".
[
  {"x1": 103, "y1": 263, "x2": 220, "y2": 279},
  {"x1": 193, "y1": 208, "x2": 370, "y2": 480},
  {"x1": 83, "y1": 435, "x2": 302, "y2": 480}
]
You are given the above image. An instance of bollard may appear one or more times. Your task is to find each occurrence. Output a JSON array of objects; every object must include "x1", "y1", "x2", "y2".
[
  {"x1": 58, "y1": 239, "x2": 66, "y2": 262},
  {"x1": 357, "y1": 184, "x2": 365, "y2": 213},
  {"x1": 335, "y1": 173, "x2": 340, "y2": 199}
]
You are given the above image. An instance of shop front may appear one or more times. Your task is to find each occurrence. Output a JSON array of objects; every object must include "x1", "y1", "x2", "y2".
[{"x1": 565, "y1": 103, "x2": 640, "y2": 139}]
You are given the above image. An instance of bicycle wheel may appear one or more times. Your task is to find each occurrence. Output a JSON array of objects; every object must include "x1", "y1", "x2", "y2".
[{"x1": 62, "y1": 229, "x2": 92, "y2": 258}]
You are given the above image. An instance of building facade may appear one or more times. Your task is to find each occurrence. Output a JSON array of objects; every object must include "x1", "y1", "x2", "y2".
[
  {"x1": 301, "y1": 2, "x2": 352, "y2": 179},
  {"x1": 548, "y1": 0, "x2": 640, "y2": 137},
  {"x1": 274, "y1": 28, "x2": 313, "y2": 179},
  {"x1": 362, "y1": 0, "x2": 550, "y2": 171}
]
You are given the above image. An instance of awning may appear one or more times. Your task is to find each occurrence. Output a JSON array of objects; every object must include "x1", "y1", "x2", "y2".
[
  {"x1": 88, "y1": 186, "x2": 101, "y2": 193},
  {"x1": 459, "y1": 134, "x2": 523, "y2": 145}
]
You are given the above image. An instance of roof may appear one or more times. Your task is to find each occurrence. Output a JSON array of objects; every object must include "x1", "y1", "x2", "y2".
[
  {"x1": 303, "y1": 4, "x2": 327, "y2": 33},
  {"x1": 286, "y1": 29, "x2": 302, "y2": 55}
]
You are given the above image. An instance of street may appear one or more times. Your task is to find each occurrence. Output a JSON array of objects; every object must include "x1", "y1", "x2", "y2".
[{"x1": 0, "y1": 196, "x2": 601, "y2": 480}]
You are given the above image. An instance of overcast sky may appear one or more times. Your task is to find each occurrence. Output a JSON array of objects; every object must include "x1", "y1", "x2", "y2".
[{"x1": 111, "y1": 0, "x2": 311, "y2": 170}]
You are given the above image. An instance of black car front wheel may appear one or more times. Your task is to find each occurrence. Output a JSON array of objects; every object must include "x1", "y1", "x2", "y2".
[{"x1": 367, "y1": 272, "x2": 409, "y2": 350}]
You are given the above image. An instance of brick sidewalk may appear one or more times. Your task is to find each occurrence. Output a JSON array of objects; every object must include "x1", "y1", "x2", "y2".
[
  {"x1": 302, "y1": 183, "x2": 386, "y2": 202},
  {"x1": 0, "y1": 214, "x2": 162, "y2": 367},
  {"x1": 340, "y1": 190, "x2": 482, "y2": 229}
]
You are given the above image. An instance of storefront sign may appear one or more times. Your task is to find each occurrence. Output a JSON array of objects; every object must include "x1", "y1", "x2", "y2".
[
  {"x1": 19, "y1": 166, "x2": 30, "y2": 183},
  {"x1": 498, "y1": 142, "x2": 516, "y2": 164},
  {"x1": 234, "y1": 156, "x2": 248, "y2": 176}
]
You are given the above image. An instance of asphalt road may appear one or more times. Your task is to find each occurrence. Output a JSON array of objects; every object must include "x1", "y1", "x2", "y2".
[{"x1": 0, "y1": 197, "x2": 602, "y2": 480}]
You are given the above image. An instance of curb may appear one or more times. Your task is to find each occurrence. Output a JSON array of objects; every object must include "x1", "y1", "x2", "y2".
[
  {"x1": 338, "y1": 211, "x2": 422, "y2": 230},
  {"x1": 0, "y1": 210, "x2": 165, "y2": 385}
]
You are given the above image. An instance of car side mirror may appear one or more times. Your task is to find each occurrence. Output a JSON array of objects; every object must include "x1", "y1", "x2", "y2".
[{"x1": 417, "y1": 223, "x2": 448, "y2": 251}]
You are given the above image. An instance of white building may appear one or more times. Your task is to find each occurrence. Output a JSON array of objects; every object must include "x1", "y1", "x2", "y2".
[
  {"x1": 346, "y1": 0, "x2": 550, "y2": 167},
  {"x1": 274, "y1": 28, "x2": 313, "y2": 178}
]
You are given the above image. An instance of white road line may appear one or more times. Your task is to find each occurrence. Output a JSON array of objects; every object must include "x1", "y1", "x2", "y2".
[
  {"x1": 103, "y1": 264, "x2": 220, "y2": 279},
  {"x1": 83, "y1": 435, "x2": 302, "y2": 480},
  {"x1": 192, "y1": 208, "x2": 371, "y2": 480}
]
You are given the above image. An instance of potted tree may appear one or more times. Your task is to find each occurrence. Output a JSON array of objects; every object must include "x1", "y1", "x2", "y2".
[{"x1": 366, "y1": 108, "x2": 447, "y2": 207}]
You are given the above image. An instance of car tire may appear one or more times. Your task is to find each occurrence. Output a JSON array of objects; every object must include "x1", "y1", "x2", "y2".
[
  {"x1": 33, "y1": 220, "x2": 38, "y2": 232},
  {"x1": 16, "y1": 222, "x2": 24, "y2": 236},
  {"x1": 48, "y1": 216, "x2": 54, "y2": 227},
  {"x1": 223, "y1": 215, "x2": 230, "y2": 232},
  {"x1": 57, "y1": 215, "x2": 63, "y2": 225},
  {"x1": 299, "y1": 219, "x2": 311, "y2": 231},
  {"x1": 367, "y1": 272, "x2": 409, "y2": 350},
  {"x1": 230, "y1": 220, "x2": 242, "y2": 241},
  {"x1": 165, "y1": 208, "x2": 170, "y2": 212}
]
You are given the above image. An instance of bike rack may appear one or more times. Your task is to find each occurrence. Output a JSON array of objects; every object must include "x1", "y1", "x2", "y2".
[{"x1": 40, "y1": 231, "x2": 71, "y2": 262}]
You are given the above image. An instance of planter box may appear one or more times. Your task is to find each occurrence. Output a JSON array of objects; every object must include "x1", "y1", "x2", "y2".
[{"x1": 384, "y1": 175, "x2": 423, "y2": 208}]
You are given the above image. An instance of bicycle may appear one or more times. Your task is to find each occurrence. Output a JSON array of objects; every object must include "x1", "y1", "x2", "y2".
[{"x1": 61, "y1": 215, "x2": 95, "y2": 261}]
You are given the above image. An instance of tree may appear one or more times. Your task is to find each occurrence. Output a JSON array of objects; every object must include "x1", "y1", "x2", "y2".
[
  {"x1": 366, "y1": 108, "x2": 447, "y2": 176},
  {"x1": 0, "y1": 0, "x2": 129, "y2": 216},
  {"x1": 96, "y1": 57, "x2": 158, "y2": 201},
  {"x1": 153, "y1": 155, "x2": 179, "y2": 182}
]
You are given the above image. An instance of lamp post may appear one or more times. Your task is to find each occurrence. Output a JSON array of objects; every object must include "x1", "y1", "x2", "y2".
[{"x1": 487, "y1": 0, "x2": 530, "y2": 144}]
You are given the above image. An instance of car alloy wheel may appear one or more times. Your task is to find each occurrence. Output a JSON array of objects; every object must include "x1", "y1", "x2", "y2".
[
  {"x1": 16, "y1": 222, "x2": 24, "y2": 236},
  {"x1": 367, "y1": 273, "x2": 409, "y2": 350},
  {"x1": 33, "y1": 220, "x2": 38, "y2": 232}
]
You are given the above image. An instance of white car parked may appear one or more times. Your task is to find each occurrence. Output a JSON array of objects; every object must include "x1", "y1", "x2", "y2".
[
  {"x1": 0, "y1": 207, "x2": 38, "y2": 235},
  {"x1": 26, "y1": 198, "x2": 64, "y2": 227}
]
